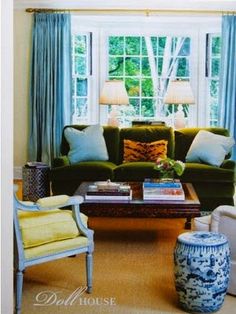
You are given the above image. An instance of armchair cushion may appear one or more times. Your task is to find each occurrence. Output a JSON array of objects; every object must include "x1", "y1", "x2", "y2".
[
  {"x1": 18, "y1": 209, "x2": 88, "y2": 249},
  {"x1": 24, "y1": 236, "x2": 89, "y2": 259}
]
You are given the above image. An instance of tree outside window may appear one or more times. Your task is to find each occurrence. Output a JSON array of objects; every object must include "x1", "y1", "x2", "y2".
[{"x1": 108, "y1": 36, "x2": 191, "y2": 126}]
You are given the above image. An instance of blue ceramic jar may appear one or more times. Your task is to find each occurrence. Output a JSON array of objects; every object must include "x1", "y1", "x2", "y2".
[{"x1": 174, "y1": 231, "x2": 230, "y2": 313}]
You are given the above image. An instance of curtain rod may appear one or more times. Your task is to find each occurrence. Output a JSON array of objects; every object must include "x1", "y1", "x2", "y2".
[{"x1": 25, "y1": 8, "x2": 236, "y2": 16}]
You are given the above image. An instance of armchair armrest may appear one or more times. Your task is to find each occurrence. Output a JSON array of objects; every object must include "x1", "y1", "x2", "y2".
[
  {"x1": 52, "y1": 155, "x2": 70, "y2": 167},
  {"x1": 211, "y1": 205, "x2": 236, "y2": 232}
]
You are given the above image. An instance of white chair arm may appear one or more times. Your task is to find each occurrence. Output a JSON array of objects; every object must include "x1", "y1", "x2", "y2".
[{"x1": 211, "y1": 206, "x2": 236, "y2": 232}]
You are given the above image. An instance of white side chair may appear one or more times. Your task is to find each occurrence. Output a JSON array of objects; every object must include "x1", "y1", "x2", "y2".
[
  {"x1": 14, "y1": 185, "x2": 94, "y2": 313},
  {"x1": 193, "y1": 205, "x2": 236, "y2": 296}
]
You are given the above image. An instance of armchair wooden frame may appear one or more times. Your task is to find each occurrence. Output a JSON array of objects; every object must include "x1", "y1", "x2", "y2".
[{"x1": 13, "y1": 187, "x2": 94, "y2": 314}]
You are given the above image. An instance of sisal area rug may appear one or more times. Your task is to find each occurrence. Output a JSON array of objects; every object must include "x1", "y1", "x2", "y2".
[{"x1": 20, "y1": 217, "x2": 235, "y2": 314}]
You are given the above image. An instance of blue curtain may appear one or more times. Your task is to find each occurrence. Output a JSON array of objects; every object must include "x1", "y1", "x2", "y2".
[
  {"x1": 29, "y1": 13, "x2": 72, "y2": 165},
  {"x1": 218, "y1": 15, "x2": 236, "y2": 160}
]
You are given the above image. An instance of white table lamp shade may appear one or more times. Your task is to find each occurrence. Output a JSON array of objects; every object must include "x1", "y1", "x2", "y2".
[
  {"x1": 164, "y1": 80, "x2": 195, "y2": 105},
  {"x1": 164, "y1": 80, "x2": 195, "y2": 129},
  {"x1": 99, "y1": 80, "x2": 129, "y2": 105}
]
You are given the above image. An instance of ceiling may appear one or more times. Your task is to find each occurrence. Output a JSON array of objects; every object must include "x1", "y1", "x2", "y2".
[{"x1": 14, "y1": 0, "x2": 236, "y2": 11}]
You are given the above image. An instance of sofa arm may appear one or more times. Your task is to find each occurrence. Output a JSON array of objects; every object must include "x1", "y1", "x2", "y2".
[
  {"x1": 220, "y1": 159, "x2": 236, "y2": 170},
  {"x1": 52, "y1": 156, "x2": 70, "y2": 168}
]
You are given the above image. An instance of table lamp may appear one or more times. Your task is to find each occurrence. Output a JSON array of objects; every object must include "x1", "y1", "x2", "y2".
[
  {"x1": 99, "y1": 80, "x2": 129, "y2": 127},
  {"x1": 164, "y1": 79, "x2": 195, "y2": 129}
]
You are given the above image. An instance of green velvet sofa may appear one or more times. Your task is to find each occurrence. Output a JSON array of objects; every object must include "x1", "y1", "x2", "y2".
[{"x1": 50, "y1": 125, "x2": 235, "y2": 212}]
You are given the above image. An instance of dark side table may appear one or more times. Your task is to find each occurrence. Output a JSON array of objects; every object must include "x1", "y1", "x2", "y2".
[{"x1": 22, "y1": 163, "x2": 50, "y2": 202}]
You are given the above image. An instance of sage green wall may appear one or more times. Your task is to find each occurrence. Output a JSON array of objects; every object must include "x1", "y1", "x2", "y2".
[{"x1": 14, "y1": 10, "x2": 32, "y2": 172}]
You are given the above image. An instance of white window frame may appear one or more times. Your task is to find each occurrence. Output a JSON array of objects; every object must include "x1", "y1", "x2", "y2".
[
  {"x1": 71, "y1": 15, "x2": 221, "y2": 127},
  {"x1": 100, "y1": 25, "x2": 198, "y2": 127},
  {"x1": 71, "y1": 18, "x2": 100, "y2": 124},
  {"x1": 198, "y1": 25, "x2": 221, "y2": 127}
]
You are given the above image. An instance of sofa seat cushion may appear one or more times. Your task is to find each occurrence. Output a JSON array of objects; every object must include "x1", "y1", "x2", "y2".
[
  {"x1": 181, "y1": 163, "x2": 235, "y2": 183},
  {"x1": 114, "y1": 162, "x2": 158, "y2": 181},
  {"x1": 50, "y1": 161, "x2": 116, "y2": 181}
]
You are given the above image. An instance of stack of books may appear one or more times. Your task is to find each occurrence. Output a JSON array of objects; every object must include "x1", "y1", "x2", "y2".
[
  {"x1": 132, "y1": 120, "x2": 166, "y2": 126},
  {"x1": 143, "y1": 179, "x2": 185, "y2": 201},
  {"x1": 85, "y1": 181, "x2": 132, "y2": 200}
]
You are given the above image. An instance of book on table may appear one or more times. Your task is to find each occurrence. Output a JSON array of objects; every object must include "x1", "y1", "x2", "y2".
[
  {"x1": 143, "y1": 178, "x2": 182, "y2": 188},
  {"x1": 85, "y1": 181, "x2": 132, "y2": 200},
  {"x1": 143, "y1": 179, "x2": 185, "y2": 200}
]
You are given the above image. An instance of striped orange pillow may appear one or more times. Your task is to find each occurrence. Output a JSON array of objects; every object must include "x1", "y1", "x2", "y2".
[
  {"x1": 123, "y1": 139, "x2": 146, "y2": 162},
  {"x1": 123, "y1": 139, "x2": 168, "y2": 162},
  {"x1": 146, "y1": 140, "x2": 168, "y2": 161}
]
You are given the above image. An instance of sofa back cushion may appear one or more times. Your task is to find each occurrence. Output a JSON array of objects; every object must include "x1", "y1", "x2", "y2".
[
  {"x1": 61, "y1": 125, "x2": 120, "y2": 164},
  {"x1": 119, "y1": 126, "x2": 174, "y2": 163},
  {"x1": 175, "y1": 127, "x2": 230, "y2": 161}
]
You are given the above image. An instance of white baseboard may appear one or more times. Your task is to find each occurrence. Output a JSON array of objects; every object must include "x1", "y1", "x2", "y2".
[{"x1": 14, "y1": 166, "x2": 22, "y2": 180}]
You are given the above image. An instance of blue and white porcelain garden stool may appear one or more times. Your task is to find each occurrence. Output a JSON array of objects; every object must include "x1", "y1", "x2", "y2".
[{"x1": 174, "y1": 231, "x2": 230, "y2": 313}]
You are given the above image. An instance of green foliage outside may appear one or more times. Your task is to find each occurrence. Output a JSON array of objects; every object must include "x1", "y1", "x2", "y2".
[{"x1": 72, "y1": 33, "x2": 221, "y2": 126}]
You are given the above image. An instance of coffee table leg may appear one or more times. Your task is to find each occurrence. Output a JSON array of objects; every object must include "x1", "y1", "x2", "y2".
[{"x1": 185, "y1": 217, "x2": 192, "y2": 229}]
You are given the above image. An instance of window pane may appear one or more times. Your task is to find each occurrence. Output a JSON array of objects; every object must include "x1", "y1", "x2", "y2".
[
  {"x1": 151, "y1": 37, "x2": 158, "y2": 55},
  {"x1": 75, "y1": 56, "x2": 86, "y2": 75},
  {"x1": 125, "y1": 57, "x2": 140, "y2": 76},
  {"x1": 141, "y1": 37, "x2": 148, "y2": 55},
  {"x1": 179, "y1": 38, "x2": 190, "y2": 56},
  {"x1": 141, "y1": 79, "x2": 153, "y2": 97},
  {"x1": 211, "y1": 58, "x2": 220, "y2": 77},
  {"x1": 156, "y1": 57, "x2": 163, "y2": 75},
  {"x1": 125, "y1": 78, "x2": 140, "y2": 96},
  {"x1": 125, "y1": 37, "x2": 140, "y2": 55},
  {"x1": 129, "y1": 98, "x2": 140, "y2": 115},
  {"x1": 210, "y1": 101, "x2": 218, "y2": 126},
  {"x1": 212, "y1": 37, "x2": 221, "y2": 55},
  {"x1": 176, "y1": 58, "x2": 189, "y2": 77},
  {"x1": 72, "y1": 78, "x2": 75, "y2": 95},
  {"x1": 171, "y1": 38, "x2": 178, "y2": 54},
  {"x1": 109, "y1": 57, "x2": 124, "y2": 76},
  {"x1": 74, "y1": 35, "x2": 86, "y2": 54},
  {"x1": 76, "y1": 98, "x2": 88, "y2": 117},
  {"x1": 141, "y1": 99, "x2": 155, "y2": 117},
  {"x1": 158, "y1": 37, "x2": 166, "y2": 56},
  {"x1": 109, "y1": 36, "x2": 124, "y2": 55},
  {"x1": 210, "y1": 80, "x2": 219, "y2": 98},
  {"x1": 76, "y1": 79, "x2": 87, "y2": 96},
  {"x1": 142, "y1": 57, "x2": 151, "y2": 76}
]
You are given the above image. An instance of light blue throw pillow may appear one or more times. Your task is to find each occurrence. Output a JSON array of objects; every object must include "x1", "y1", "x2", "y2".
[
  {"x1": 64, "y1": 125, "x2": 109, "y2": 164},
  {"x1": 186, "y1": 130, "x2": 235, "y2": 166}
]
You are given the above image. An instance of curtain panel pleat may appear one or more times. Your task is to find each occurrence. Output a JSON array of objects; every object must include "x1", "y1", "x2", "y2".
[
  {"x1": 29, "y1": 13, "x2": 72, "y2": 165},
  {"x1": 219, "y1": 15, "x2": 236, "y2": 160}
]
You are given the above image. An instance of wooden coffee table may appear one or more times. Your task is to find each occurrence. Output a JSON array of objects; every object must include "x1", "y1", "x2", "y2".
[{"x1": 75, "y1": 182, "x2": 200, "y2": 229}]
